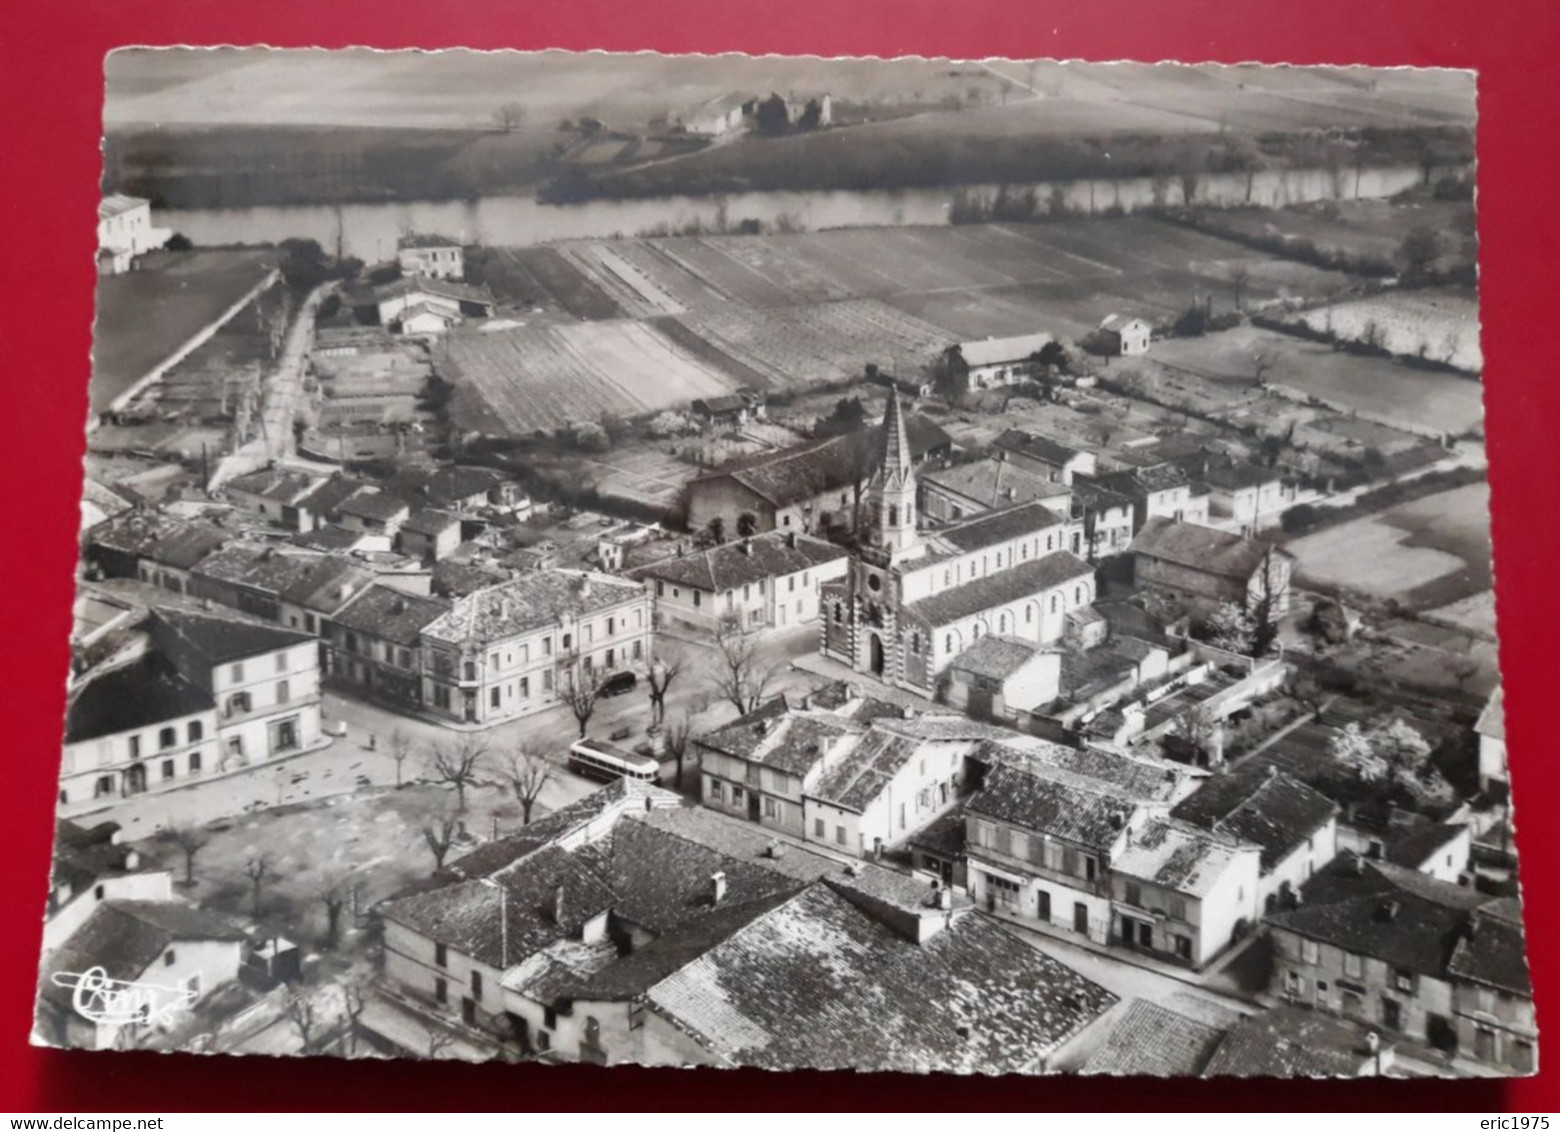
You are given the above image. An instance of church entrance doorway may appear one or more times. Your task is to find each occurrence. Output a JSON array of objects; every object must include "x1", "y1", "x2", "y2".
[{"x1": 868, "y1": 633, "x2": 885, "y2": 677}]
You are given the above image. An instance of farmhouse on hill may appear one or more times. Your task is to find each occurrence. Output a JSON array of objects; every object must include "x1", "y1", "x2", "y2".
[
  {"x1": 396, "y1": 234, "x2": 465, "y2": 281},
  {"x1": 1097, "y1": 315, "x2": 1152, "y2": 356},
  {"x1": 943, "y1": 332, "x2": 1056, "y2": 390}
]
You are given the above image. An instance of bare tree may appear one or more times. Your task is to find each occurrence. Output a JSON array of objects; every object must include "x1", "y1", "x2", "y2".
[
  {"x1": 561, "y1": 664, "x2": 602, "y2": 739},
  {"x1": 711, "y1": 629, "x2": 781, "y2": 716},
  {"x1": 421, "y1": 1018, "x2": 456, "y2": 1060},
  {"x1": 1175, "y1": 704, "x2": 1221, "y2": 767},
  {"x1": 243, "y1": 856, "x2": 270, "y2": 921},
  {"x1": 389, "y1": 727, "x2": 412, "y2": 789},
  {"x1": 283, "y1": 987, "x2": 319, "y2": 1054},
  {"x1": 170, "y1": 824, "x2": 209, "y2": 888},
  {"x1": 339, "y1": 977, "x2": 369, "y2": 1058},
  {"x1": 422, "y1": 811, "x2": 460, "y2": 872},
  {"x1": 645, "y1": 648, "x2": 686, "y2": 726},
  {"x1": 664, "y1": 712, "x2": 693, "y2": 789},
  {"x1": 503, "y1": 748, "x2": 553, "y2": 826},
  {"x1": 492, "y1": 102, "x2": 527, "y2": 132},
  {"x1": 317, "y1": 874, "x2": 351, "y2": 951},
  {"x1": 430, "y1": 733, "x2": 488, "y2": 813}
]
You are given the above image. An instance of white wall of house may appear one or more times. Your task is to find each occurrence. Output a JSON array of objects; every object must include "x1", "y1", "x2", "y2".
[
  {"x1": 1261, "y1": 815, "x2": 1338, "y2": 910},
  {"x1": 42, "y1": 872, "x2": 174, "y2": 953},
  {"x1": 397, "y1": 246, "x2": 465, "y2": 280},
  {"x1": 212, "y1": 642, "x2": 321, "y2": 768},
  {"x1": 60, "y1": 709, "x2": 220, "y2": 813}
]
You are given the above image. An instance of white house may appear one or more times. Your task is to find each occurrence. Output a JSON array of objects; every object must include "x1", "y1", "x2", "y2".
[
  {"x1": 396, "y1": 235, "x2": 465, "y2": 281},
  {"x1": 1099, "y1": 316, "x2": 1152, "y2": 356},
  {"x1": 43, "y1": 820, "x2": 175, "y2": 952},
  {"x1": 97, "y1": 195, "x2": 171, "y2": 275},
  {"x1": 1476, "y1": 686, "x2": 1507, "y2": 796},
  {"x1": 949, "y1": 333, "x2": 1055, "y2": 389}
]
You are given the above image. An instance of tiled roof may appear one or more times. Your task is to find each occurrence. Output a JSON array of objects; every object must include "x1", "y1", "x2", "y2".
[
  {"x1": 376, "y1": 276, "x2": 495, "y2": 308},
  {"x1": 336, "y1": 488, "x2": 411, "y2": 522},
  {"x1": 1187, "y1": 457, "x2": 1281, "y2": 492},
  {"x1": 993, "y1": 428, "x2": 1080, "y2": 467},
  {"x1": 1097, "y1": 463, "x2": 1204, "y2": 496},
  {"x1": 706, "y1": 711, "x2": 863, "y2": 778},
  {"x1": 193, "y1": 544, "x2": 318, "y2": 594},
  {"x1": 401, "y1": 508, "x2": 462, "y2": 537},
  {"x1": 930, "y1": 500, "x2": 1067, "y2": 554},
  {"x1": 981, "y1": 740, "x2": 1189, "y2": 804},
  {"x1": 922, "y1": 458, "x2": 1071, "y2": 511},
  {"x1": 1269, "y1": 854, "x2": 1494, "y2": 983},
  {"x1": 967, "y1": 762, "x2": 1139, "y2": 850},
  {"x1": 290, "y1": 526, "x2": 367, "y2": 552},
  {"x1": 295, "y1": 475, "x2": 372, "y2": 518},
  {"x1": 809, "y1": 729, "x2": 925, "y2": 813},
  {"x1": 98, "y1": 194, "x2": 148, "y2": 221},
  {"x1": 386, "y1": 466, "x2": 510, "y2": 509},
  {"x1": 1131, "y1": 518, "x2": 1290, "y2": 581},
  {"x1": 150, "y1": 608, "x2": 314, "y2": 665},
  {"x1": 383, "y1": 845, "x2": 614, "y2": 969},
  {"x1": 224, "y1": 467, "x2": 321, "y2": 504},
  {"x1": 710, "y1": 419, "x2": 945, "y2": 509},
  {"x1": 902, "y1": 551, "x2": 1092, "y2": 630},
  {"x1": 645, "y1": 883, "x2": 1116, "y2": 1074},
  {"x1": 398, "y1": 233, "x2": 463, "y2": 249},
  {"x1": 958, "y1": 333, "x2": 1054, "y2": 369},
  {"x1": 89, "y1": 512, "x2": 228, "y2": 571},
  {"x1": 422, "y1": 570, "x2": 643, "y2": 647},
  {"x1": 1083, "y1": 1000, "x2": 1227, "y2": 1077},
  {"x1": 1384, "y1": 822, "x2": 1469, "y2": 871},
  {"x1": 1447, "y1": 906, "x2": 1532, "y2": 997},
  {"x1": 1172, "y1": 770, "x2": 1338, "y2": 873},
  {"x1": 277, "y1": 556, "x2": 376, "y2": 613},
  {"x1": 627, "y1": 531, "x2": 845, "y2": 593},
  {"x1": 41, "y1": 899, "x2": 244, "y2": 1010},
  {"x1": 64, "y1": 656, "x2": 213, "y2": 744},
  {"x1": 332, "y1": 584, "x2": 450, "y2": 646},
  {"x1": 948, "y1": 636, "x2": 1048, "y2": 682},
  {"x1": 1112, "y1": 819, "x2": 1255, "y2": 898},
  {"x1": 1202, "y1": 1007, "x2": 1379, "y2": 1078}
]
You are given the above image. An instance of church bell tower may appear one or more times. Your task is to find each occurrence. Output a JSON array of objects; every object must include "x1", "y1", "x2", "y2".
[{"x1": 864, "y1": 388, "x2": 922, "y2": 565}]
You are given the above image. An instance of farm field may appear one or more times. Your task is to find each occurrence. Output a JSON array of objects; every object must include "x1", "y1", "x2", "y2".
[
  {"x1": 442, "y1": 319, "x2": 739, "y2": 434},
  {"x1": 536, "y1": 218, "x2": 1360, "y2": 342},
  {"x1": 563, "y1": 443, "x2": 705, "y2": 510},
  {"x1": 91, "y1": 248, "x2": 278, "y2": 414},
  {"x1": 1147, "y1": 324, "x2": 1484, "y2": 436},
  {"x1": 1286, "y1": 481, "x2": 1491, "y2": 610},
  {"x1": 1295, "y1": 288, "x2": 1483, "y2": 373}
]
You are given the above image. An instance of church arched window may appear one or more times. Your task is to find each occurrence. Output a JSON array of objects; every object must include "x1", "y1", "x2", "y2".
[
  {"x1": 1050, "y1": 594, "x2": 1059, "y2": 614},
  {"x1": 833, "y1": 602, "x2": 844, "y2": 623},
  {"x1": 888, "y1": 505, "x2": 899, "y2": 526},
  {"x1": 999, "y1": 613, "x2": 1009, "y2": 633},
  {"x1": 1075, "y1": 584, "x2": 1084, "y2": 604}
]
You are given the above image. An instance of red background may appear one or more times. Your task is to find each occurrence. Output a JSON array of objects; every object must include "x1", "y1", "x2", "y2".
[{"x1": 3, "y1": 0, "x2": 1556, "y2": 1112}]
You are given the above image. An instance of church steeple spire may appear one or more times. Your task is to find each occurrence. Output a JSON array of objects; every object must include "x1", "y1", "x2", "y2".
[{"x1": 866, "y1": 387, "x2": 921, "y2": 559}]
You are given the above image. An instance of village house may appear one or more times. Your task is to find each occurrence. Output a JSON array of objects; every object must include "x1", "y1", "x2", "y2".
[
  {"x1": 325, "y1": 584, "x2": 451, "y2": 713},
  {"x1": 374, "y1": 277, "x2": 496, "y2": 334},
  {"x1": 1171, "y1": 767, "x2": 1341, "y2": 912},
  {"x1": 992, "y1": 429, "x2": 1098, "y2": 485},
  {"x1": 944, "y1": 333, "x2": 1055, "y2": 390},
  {"x1": 1181, "y1": 456, "x2": 1291, "y2": 536},
  {"x1": 85, "y1": 512, "x2": 228, "y2": 595},
  {"x1": 690, "y1": 392, "x2": 764, "y2": 430},
  {"x1": 693, "y1": 684, "x2": 1015, "y2": 855},
  {"x1": 419, "y1": 571, "x2": 651, "y2": 727},
  {"x1": 1108, "y1": 817, "x2": 1262, "y2": 968},
  {"x1": 684, "y1": 414, "x2": 950, "y2": 537},
  {"x1": 292, "y1": 474, "x2": 373, "y2": 532},
  {"x1": 941, "y1": 637, "x2": 1064, "y2": 720},
  {"x1": 1130, "y1": 518, "x2": 1295, "y2": 617},
  {"x1": 150, "y1": 609, "x2": 323, "y2": 773},
  {"x1": 275, "y1": 556, "x2": 376, "y2": 639},
  {"x1": 1091, "y1": 463, "x2": 1211, "y2": 531},
  {"x1": 334, "y1": 487, "x2": 412, "y2": 540},
  {"x1": 97, "y1": 194, "x2": 171, "y2": 275},
  {"x1": 1381, "y1": 822, "x2": 1475, "y2": 885},
  {"x1": 386, "y1": 465, "x2": 525, "y2": 515},
  {"x1": 627, "y1": 530, "x2": 848, "y2": 635},
  {"x1": 375, "y1": 779, "x2": 1115, "y2": 1071},
  {"x1": 221, "y1": 467, "x2": 326, "y2": 531},
  {"x1": 37, "y1": 900, "x2": 245, "y2": 1051},
  {"x1": 397, "y1": 509, "x2": 464, "y2": 565},
  {"x1": 1198, "y1": 1007, "x2": 1397, "y2": 1077},
  {"x1": 1267, "y1": 852, "x2": 1534, "y2": 1073},
  {"x1": 678, "y1": 92, "x2": 749, "y2": 136},
  {"x1": 1097, "y1": 315, "x2": 1152, "y2": 356},
  {"x1": 919, "y1": 456, "x2": 1073, "y2": 524},
  {"x1": 962, "y1": 743, "x2": 1198, "y2": 946},
  {"x1": 188, "y1": 544, "x2": 319, "y2": 624},
  {"x1": 1070, "y1": 479, "x2": 1139, "y2": 559},
  {"x1": 59, "y1": 656, "x2": 219, "y2": 813},
  {"x1": 396, "y1": 234, "x2": 465, "y2": 281},
  {"x1": 43, "y1": 819, "x2": 174, "y2": 953}
]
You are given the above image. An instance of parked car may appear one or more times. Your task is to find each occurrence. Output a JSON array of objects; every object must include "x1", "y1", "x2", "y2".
[
  {"x1": 600, "y1": 670, "x2": 637, "y2": 698},
  {"x1": 609, "y1": 725, "x2": 633, "y2": 742}
]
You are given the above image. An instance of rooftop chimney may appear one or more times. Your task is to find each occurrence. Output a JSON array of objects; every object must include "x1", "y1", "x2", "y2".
[
  {"x1": 579, "y1": 576, "x2": 592, "y2": 597},
  {"x1": 767, "y1": 840, "x2": 786, "y2": 860},
  {"x1": 710, "y1": 871, "x2": 727, "y2": 905},
  {"x1": 740, "y1": 539, "x2": 753, "y2": 556},
  {"x1": 1377, "y1": 899, "x2": 1400, "y2": 923},
  {"x1": 786, "y1": 531, "x2": 798, "y2": 549},
  {"x1": 553, "y1": 882, "x2": 567, "y2": 926},
  {"x1": 1350, "y1": 853, "x2": 1366, "y2": 876}
]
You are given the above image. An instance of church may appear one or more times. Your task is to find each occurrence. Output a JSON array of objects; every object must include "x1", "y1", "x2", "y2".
[{"x1": 820, "y1": 390, "x2": 1099, "y2": 697}]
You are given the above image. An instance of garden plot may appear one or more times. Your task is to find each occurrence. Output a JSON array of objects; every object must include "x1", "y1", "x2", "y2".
[
  {"x1": 1296, "y1": 288, "x2": 1483, "y2": 373},
  {"x1": 444, "y1": 320, "x2": 739, "y2": 434}
]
